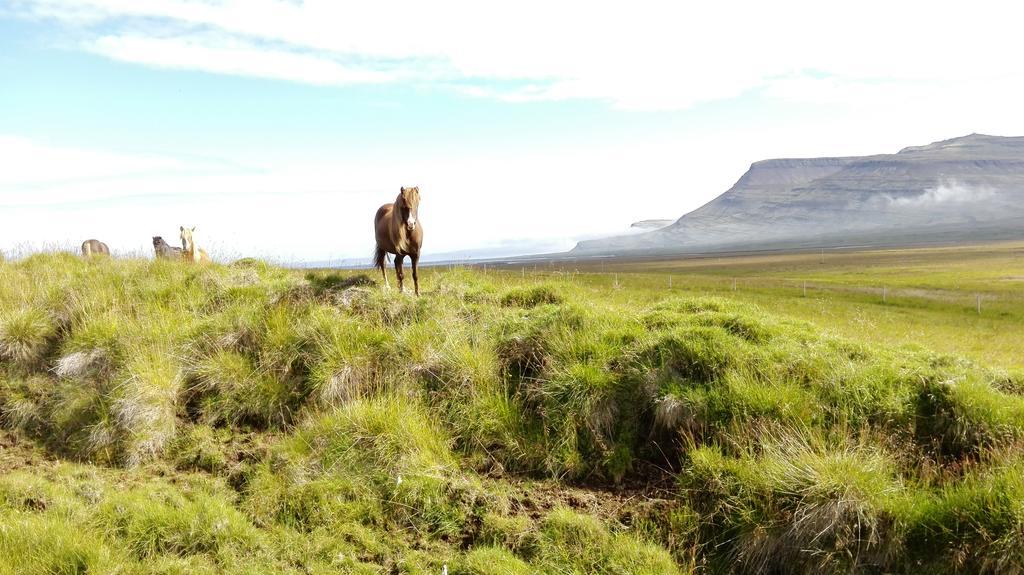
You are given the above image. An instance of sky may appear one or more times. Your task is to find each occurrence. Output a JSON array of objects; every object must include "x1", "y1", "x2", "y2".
[{"x1": 2, "y1": 0, "x2": 1024, "y2": 263}]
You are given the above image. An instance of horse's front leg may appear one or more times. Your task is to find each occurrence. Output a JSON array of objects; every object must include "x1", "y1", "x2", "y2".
[
  {"x1": 411, "y1": 253, "x2": 420, "y2": 296},
  {"x1": 394, "y1": 254, "x2": 406, "y2": 292}
]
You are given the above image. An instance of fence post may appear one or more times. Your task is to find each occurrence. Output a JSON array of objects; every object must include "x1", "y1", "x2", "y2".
[
  {"x1": 883, "y1": 286, "x2": 887, "y2": 304},
  {"x1": 802, "y1": 281, "x2": 807, "y2": 297},
  {"x1": 977, "y1": 294, "x2": 982, "y2": 315},
  {"x1": 669, "y1": 275, "x2": 673, "y2": 289},
  {"x1": 732, "y1": 278, "x2": 737, "y2": 291}
]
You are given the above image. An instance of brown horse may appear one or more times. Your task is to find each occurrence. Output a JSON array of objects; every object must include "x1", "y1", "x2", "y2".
[
  {"x1": 81, "y1": 239, "x2": 110, "y2": 257},
  {"x1": 374, "y1": 186, "x2": 423, "y2": 295},
  {"x1": 179, "y1": 226, "x2": 211, "y2": 263}
]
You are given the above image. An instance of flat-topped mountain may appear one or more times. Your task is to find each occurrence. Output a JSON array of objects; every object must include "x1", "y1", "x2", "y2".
[{"x1": 574, "y1": 134, "x2": 1024, "y2": 255}]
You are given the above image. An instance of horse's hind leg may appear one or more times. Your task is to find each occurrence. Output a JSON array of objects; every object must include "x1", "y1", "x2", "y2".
[
  {"x1": 375, "y1": 247, "x2": 391, "y2": 289},
  {"x1": 411, "y1": 253, "x2": 420, "y2": 296},
  {"x1": 394, "y1": 254, "x2": 406, "y2": 293}
]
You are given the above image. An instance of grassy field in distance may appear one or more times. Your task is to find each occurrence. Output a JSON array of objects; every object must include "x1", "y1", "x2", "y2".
[{"x1": 478, "y1": 241, "x2": 1024, "y2": 369}]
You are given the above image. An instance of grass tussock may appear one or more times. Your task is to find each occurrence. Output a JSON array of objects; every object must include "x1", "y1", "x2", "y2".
[
  {"x1": 94, "y1": 483, "x2": 262, "y2": 559},
  {"x1": 500, "y1": 284, "x2": 565, "y2": 308},
  {"x1": 245, "y1": 396, "x2": 477, "y2": 539},
  {"x1": 0, "y1": 307, "x2": 57, "y2": 369}
]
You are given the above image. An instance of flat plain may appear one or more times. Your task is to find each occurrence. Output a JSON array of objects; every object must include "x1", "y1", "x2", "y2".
[{"x1": 499, "y1": 240, "x2": 1024, "y2": 369}]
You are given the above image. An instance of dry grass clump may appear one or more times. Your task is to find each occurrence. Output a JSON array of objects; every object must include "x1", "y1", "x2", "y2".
[
  {"x1": 682, "y1": 430, "x2": 904, "y2": 574},
  {"x1": 305, "y1": 312, "x2": 392, "y2": 406},
  {"x1": 112, "y1": 346, "x2": 184, "y2": 466}
]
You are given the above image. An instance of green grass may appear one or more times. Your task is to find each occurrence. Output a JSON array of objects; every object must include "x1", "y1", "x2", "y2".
[
  {"x1": 1, "y1": 247, "x2": 1024, "y2": 573},
  {"x1": 536, "y1": 241, "x2": 1024, "y2": 369}
]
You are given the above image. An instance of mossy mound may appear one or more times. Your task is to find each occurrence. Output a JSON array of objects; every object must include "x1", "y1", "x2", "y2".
[{"x1": 2, "y1": 253, "x2": 1024, "y2": 572}]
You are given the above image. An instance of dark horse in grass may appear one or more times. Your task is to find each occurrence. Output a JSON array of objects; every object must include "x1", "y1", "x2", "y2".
[
  {"x1": 152, "y1": 236, "x2": 183, "y2": 259},
  {"x1": 374, "y1": 186, "x2": 423, "y2": 295}
]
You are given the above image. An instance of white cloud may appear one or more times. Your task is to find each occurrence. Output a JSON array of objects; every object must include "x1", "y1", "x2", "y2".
[
  {"x1": 91, "y1": 34, "x2": 394, "y2": 85},
  {"x1": 12, "y1": 0, "x2": 1024, "y2": 110},
  {"x1": 890, "y1": 181, "x2": 997, "y2": 207}
]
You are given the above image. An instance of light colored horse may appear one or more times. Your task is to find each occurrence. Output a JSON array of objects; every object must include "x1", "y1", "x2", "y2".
[
  {"x1": 374, "y1": 186, "x2": 423, "y2": 295},
  {"x1": 81, "y1": 239, "x2": 110, "y2": 257},
  {"x1": 179, "y1": 226, "x2": 211, "y2": 263}
]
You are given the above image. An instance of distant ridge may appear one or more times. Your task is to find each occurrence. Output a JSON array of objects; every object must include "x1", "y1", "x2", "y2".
[{"x1": 573, "y1": 134, "x2": 1024, "y2": 255}]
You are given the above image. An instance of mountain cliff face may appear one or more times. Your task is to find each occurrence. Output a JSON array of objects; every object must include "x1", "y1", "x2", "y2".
[{"x1": 574, "y1": 134, "x2": 1024, "y2": 255}]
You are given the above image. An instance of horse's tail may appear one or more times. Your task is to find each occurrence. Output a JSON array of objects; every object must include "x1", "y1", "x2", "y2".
[{"x1": 373, "y1": 247, "x2": 389, "y2": 269}]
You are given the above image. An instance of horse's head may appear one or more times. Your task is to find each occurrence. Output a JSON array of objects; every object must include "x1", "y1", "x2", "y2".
[
  {"x1": 398, "y1": 186, "x2": 420, "y2": 232},
  {"x1": 179, "y1": 226, "x2": 196, "y2": 251}
]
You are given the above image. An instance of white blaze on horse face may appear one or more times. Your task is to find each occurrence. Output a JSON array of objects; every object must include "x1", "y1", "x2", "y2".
[{"x1": 406, "y1": 214, "x2": 417, "y2": 231}]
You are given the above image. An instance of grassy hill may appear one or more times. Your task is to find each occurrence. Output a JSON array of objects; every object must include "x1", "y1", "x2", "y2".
[{"x1": 2, "y1": 252, "x2": 1024, "y2": 573}]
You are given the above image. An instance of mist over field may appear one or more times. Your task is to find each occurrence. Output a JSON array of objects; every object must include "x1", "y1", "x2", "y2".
[{"x1": 888, "y1": 180, "x2": 997, "y2": 207}]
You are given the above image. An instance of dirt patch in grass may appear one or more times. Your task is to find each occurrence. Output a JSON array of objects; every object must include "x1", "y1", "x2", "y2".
[
  {"x1": 0, "y1": 430, "x2": 52, "y2": 474},
  {"x1": 503, "y1": 464, "x2": 679, "y2": 525}
]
